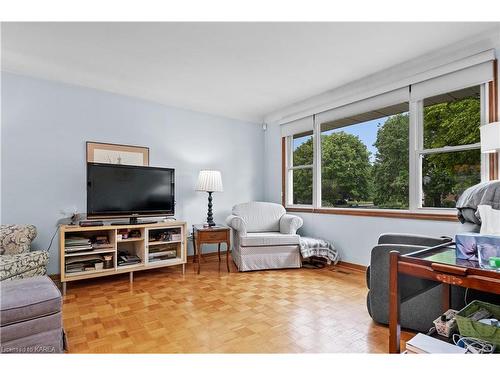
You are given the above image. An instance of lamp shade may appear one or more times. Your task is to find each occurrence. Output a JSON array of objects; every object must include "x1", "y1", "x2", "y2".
[
  {"x1": 480, "y1": 122, "x2": 500, "y2": 153},
  {"x1": 195, "y1": 170, "x2": 223, "y2": 192}
]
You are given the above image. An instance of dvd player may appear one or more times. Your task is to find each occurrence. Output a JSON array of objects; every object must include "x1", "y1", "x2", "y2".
[{"x1": 79, "y1": 220, "x2": 104, "y2": 227}]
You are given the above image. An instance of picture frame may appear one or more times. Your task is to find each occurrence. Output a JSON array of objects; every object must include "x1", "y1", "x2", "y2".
[{"x1": 86, "y1": 141, "x2": 150, "y2": 166}]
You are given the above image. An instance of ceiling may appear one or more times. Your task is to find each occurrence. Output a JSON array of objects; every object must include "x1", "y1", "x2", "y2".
[{"x1": 1, "y1": 22, "x2": 498, "y2": 123}]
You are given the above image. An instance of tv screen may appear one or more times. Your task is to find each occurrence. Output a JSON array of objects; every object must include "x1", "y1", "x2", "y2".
[{"x1": 87, "y1": 163, "x2": 175, "y2": 218}]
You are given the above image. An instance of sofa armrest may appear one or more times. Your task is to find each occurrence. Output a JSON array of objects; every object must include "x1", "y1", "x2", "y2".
[
  {"x1": 225, "y1": 215, "x2": 247, "y2": 236},
  {"x1": 377, "y1": 233, "x2": 452, "y2": 247},
  {"x1": 0, "y1": 250, "x2": 49, "y2": 281},
  {"x1": 279, "y1": 214, "x2": 303, "y2": 234},
  {"x1": 369, "y1": 243, "x2": 439, "y2": 301}
]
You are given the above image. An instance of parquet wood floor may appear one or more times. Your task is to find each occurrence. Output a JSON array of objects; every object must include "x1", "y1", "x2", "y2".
[{"x1": 62, "y1": 257, "x2": 415, "y2": 353}]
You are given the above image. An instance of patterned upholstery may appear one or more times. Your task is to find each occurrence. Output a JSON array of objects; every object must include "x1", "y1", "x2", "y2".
[
  {"x1": 1, "y1": 225, "x2": 37, "y2": 255},
  {"x1": 0, "y1": 225, "x2": 49, "y2": 281}
]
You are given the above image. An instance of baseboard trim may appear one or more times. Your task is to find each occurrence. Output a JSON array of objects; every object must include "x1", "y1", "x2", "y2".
[
  {"x1": 336, "y1": 261, "x2": 367, "y2": 272},
  {"x1": 48, "y1": 274, "x2": 60, "y2": 281}
]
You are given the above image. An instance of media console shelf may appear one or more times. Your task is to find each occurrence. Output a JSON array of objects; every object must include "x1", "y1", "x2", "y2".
[{"x1": 59, "y1": 221, "x2": 187, "y2": 294}]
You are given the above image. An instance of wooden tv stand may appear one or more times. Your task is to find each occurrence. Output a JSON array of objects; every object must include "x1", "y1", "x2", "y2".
[{"x1": 59, "y1": 221, "x2": 187, "y2": 294}]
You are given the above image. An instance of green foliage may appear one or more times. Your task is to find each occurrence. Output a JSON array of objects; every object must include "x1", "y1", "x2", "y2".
[
  {"x1": 293, "y1": 135, "x2": 314, "y2": 166},
  {"x1": 292, "y1": 137, "x2": 314, "y2": 204},
  {"x1": 321, "y1": 132, "x2": 372, "y2": 204},
  {"x1": 421, "y1": 98, "x2": 481, "y2": 207},
  {"x1": 423, "y1": 97, "x2": 480, "y2": 148},
  {"x1": 372, "y1": 114, "x2": 409, "y2": 208}
]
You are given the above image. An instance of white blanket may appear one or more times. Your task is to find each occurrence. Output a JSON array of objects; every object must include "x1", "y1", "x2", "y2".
[{"x1": 299, "y1": 236, "x2": 340, "y2": 265}]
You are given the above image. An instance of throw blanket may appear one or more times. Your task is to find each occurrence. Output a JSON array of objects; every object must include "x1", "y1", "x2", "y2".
[
  {"x1": 299, "y1": 236, "x2": 340, "y2": 265},
  {"x1": 456, "y1": 181, "x2": 500, "y2": 224}
]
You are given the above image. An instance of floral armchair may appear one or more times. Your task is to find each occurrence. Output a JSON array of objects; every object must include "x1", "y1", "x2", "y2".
[{"x1": 0, "y1": 225, "x2": 49, "y2": 281}]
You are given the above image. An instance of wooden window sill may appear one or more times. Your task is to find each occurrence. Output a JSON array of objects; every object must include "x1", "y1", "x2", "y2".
[{"x1": 285, "y1": 207, "x2": 458, "y2": 222}]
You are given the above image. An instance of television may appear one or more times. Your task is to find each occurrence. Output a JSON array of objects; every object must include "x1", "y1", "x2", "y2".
[{"x1": 87, "y1": 163, "x2": 175, "y2": 220}]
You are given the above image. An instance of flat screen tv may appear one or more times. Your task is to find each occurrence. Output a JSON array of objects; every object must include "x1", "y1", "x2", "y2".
[{"x1": 87, "y1": 163, "x2": 175, "y2": 219}]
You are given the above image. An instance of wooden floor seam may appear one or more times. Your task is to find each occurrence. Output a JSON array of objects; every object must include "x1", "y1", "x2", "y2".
[{"x1": 61, "y1": 259, "x2": 414, "y2": 353}]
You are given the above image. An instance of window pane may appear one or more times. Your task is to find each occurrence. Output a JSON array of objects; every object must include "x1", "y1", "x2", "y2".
[
  {"x1": 321, "y1": 105, "x2": 409, "y2": 209},
  {"x1": 292, "y1": 168, "x2": 313, "y2": 205},
  {"x1": 423, "y1": 86, "x2": 480, "y2": 149},
  {"x1": 293, "y1": 132, "x2": 313, "y2": 166},
  {"x1": 422, "y1": 149, "x2": 481, "y2": 208}
]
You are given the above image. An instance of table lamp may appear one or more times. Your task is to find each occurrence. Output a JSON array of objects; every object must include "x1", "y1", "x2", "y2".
[
  {"x1": 480, "y1": 121, "x2": 500, "y2": 153},
  {"x1": 196, "y1": 170, "x2": 223, "y2": 227}
]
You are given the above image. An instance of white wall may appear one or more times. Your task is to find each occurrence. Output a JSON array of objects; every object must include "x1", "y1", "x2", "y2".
[
  {"x1": 1, "y1": 72, "x2": 265, "y2": 274},
  {"x1": 264, "y1": 122, "x2": 478, "y2": 266}
]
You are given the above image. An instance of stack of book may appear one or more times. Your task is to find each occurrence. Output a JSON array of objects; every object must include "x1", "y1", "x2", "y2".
[
  {"x1": 65, "y1": 254, "x2": 105, "y2": 273},
  {"x1": 117, "y1": 251, "x2": 142, "y2": 267},
  {"x1": 405, "y1": 333, "x2": 466, "y2": 354},
  {"x1": 91, "y1": 235, "x2": 111, "y2": 249},
  {"x1": 148, "y1": 244, "x2": 177, "y2": 262},
  {"x1": 65, "y1": 236, "x2": 92, "y2": 253}
]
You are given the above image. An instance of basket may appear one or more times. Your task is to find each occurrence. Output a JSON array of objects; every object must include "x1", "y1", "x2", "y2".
[{"x1": 455, "y1": 300, "x2": 500, "y2": 352}]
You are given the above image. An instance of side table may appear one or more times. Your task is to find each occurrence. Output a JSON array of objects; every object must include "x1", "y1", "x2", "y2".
[{"x1": 192, "y1": 224, "x2": 231, "y2": 274}]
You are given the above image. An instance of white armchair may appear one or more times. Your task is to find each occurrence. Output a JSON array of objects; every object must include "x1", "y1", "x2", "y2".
[{"x1": 226, "y1": 202, "x2": 303, "y2": 271}]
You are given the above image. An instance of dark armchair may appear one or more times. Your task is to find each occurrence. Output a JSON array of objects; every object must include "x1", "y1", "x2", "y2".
[{"x1": 366, "y1": 233, "x2": 458, "y2": 332}]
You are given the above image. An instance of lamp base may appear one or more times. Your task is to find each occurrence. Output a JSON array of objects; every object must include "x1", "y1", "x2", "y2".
[{"x1": 206, "y1": 191, "x2": 216, "y2": 227}]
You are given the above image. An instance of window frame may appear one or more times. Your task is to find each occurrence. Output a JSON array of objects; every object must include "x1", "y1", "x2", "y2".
[
  {"x1": 285, "y1": 131, "x2": 314, "y2": 207},
  {"x1": 410, "y1": 83, "x2": 488, "y2": 211},
  {"x1": 283, "y1": 74, "x2": 498, "y2": 221}
]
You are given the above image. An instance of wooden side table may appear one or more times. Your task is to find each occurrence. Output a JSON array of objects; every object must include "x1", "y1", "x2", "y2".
[
  {"x1": 389, "y1": 243, "x2": 500, "y2": 353},
  {"x1": 192, "y1": 224, "x2": 231, "y2": 274}
]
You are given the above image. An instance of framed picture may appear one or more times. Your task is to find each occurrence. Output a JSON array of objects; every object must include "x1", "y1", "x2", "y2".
[{"x1": 86, "y1": 141, "x2": 149, "y2": 166}]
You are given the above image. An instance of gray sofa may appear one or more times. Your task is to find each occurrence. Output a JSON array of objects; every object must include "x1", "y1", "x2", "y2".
[
  {"x1": 226, "y1": 202, "x2": 303, "y2": 271},
  {"x1": 0, "y1": 276, "x2": 64, "y2": 353}
]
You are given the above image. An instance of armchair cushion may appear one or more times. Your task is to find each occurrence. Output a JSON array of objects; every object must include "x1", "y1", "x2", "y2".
[
  {"x1": 226, "y1": 214, "x2": 247, "y2": 236},
  {"x1": 239, "y1": 232, "x2": 300, "y2": 247},
  {"x1": 279, "y1": 214, "x2": 303, "y2": 234},
  {"x1": 232, "y1": 202, "x2": 285, "y2": 232},
  {"x1": 0, "y1": 225, "x2": 37, "y2": 255},
  {"x1": 0, "y1": 251, "x2": 49, "y2": 281}
]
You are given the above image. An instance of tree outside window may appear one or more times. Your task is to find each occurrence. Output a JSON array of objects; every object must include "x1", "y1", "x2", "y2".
[{"x1": 289, "y1": 85, "x2": 482, "y2": 209}]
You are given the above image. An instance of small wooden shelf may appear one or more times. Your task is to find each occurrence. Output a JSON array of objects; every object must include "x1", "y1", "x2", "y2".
[
  {"x1": 65, "y1": 267, "x2": 115, "y2": 277},
  {"x1": 117, "y1": 237, "x2": 144, "y2": 243},
  {"x1": 148, "y1": 240, "x2": 182, "y2": 245},
  {"x1": 65, "y1": 248, "x2": 116, "y2": 257},
  {"x1": 60, "y1": 221, "x2": 187, "y2": 295},
  {"x1": 148, "y1": 257, "x2": 181, "y2": 263},
  {"x1": 117, "y1": 263, "x2": 144, "y2": 269},
  {"x1": 147, "y1": 257, "x2": 184, "y2": 267}
]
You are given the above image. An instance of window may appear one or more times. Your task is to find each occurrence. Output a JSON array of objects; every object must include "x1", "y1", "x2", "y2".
[
  {"x1": 419, "y1": 86, "x2": 482, "y2": 208},
  {"x1": 320, "y1": 104, "x2": 409, "y2": 209},
  {"x1": 282, "y1": 58, "x2": 495, "y2": 217},
  {"x1": 290, "y1": 131, "x2": 313, "y2": 205}
]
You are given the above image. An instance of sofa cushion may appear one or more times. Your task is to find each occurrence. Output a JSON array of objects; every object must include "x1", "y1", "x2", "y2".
[
  {"x1": 0, "y1": 276, "x2": 61, "y2": 327},
  {"x1": 239, "y1": 232, "x2": 300, "y2": 247},
  {"x1": 232, "y1": 202, "x2": 285, "y2": 232},
  {"x1": 0, "y1": 224, "x2": 37, "y2": 255}
]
